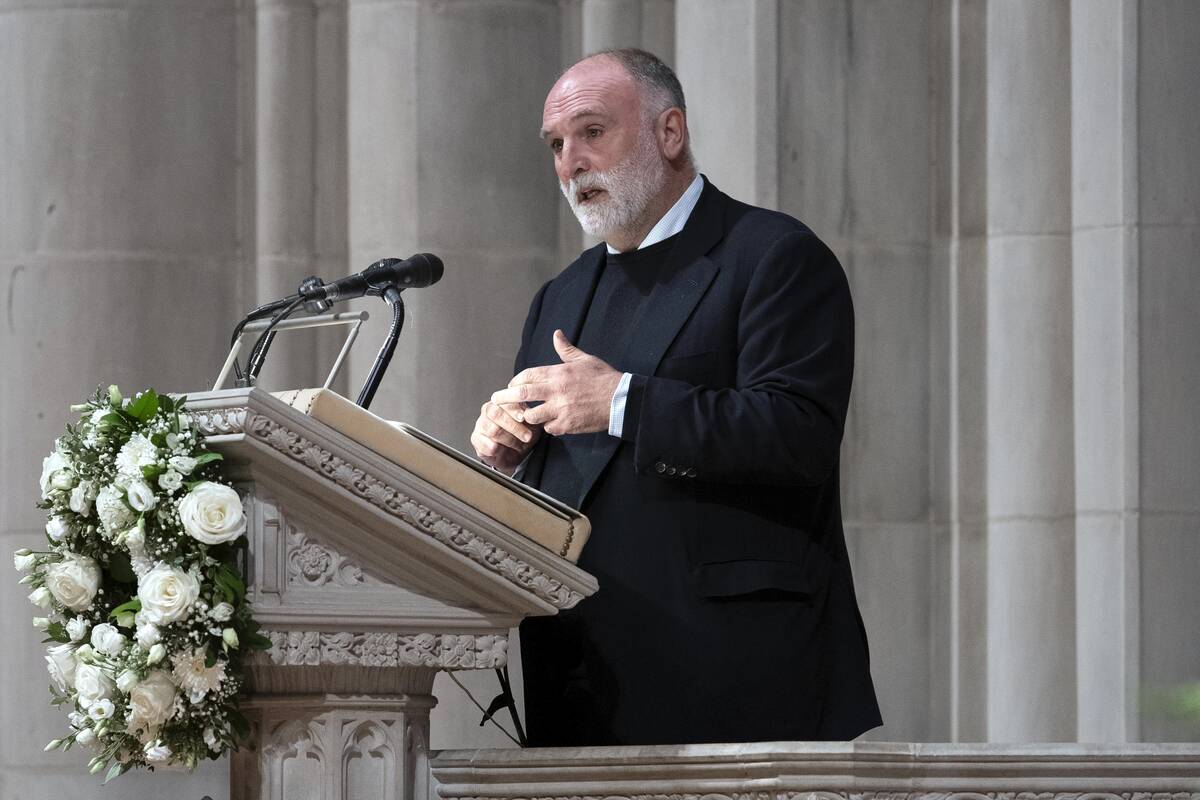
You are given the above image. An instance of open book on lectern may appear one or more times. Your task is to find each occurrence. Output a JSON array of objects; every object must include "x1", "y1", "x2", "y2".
[{"x1": 270, "y1": 387, "x2": 590, "y2": 563}]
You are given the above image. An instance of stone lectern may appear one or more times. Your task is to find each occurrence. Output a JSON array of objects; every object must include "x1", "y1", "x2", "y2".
[{"x1": 184, "y1": 388, "x2": 597, "y2": 800}]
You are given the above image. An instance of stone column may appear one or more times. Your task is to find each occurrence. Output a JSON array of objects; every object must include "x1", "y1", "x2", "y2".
[
  {"x1": 1069, "y1": 0, "x2": 1140, "y2": 744},
  {"x1": 253, "y1": 0, "x2": 349, "y2": 393},
  {"x1": 675, "y1": 0, "x2": 777, "y2": 208},
  {"x1": 345, "y1": 0, "x2": 565, "y2": 749},
  {"x1": 767, "y1": 2, "x2": 940, "y2": 741},
  {"x1": 984, "y1": 0, "x2": 1076, "y2": 742},
  {"x1": 0, "y1": 0, "x2": 247, "y2": 795},
  {"x1": 581, "y1": 0, "x2": 674, "y2": 60},
  {"x1": 1133, "y1": 0, "x2": 1200, "y2": 743},
  {"x1": 931, "y1": 0, "x2": 989, "y2": 743}
]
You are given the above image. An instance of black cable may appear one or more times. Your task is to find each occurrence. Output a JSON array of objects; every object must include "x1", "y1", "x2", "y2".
[
  {"x1": 246, "y1": 296, "x2": 305, "y2": 383},
  {"x1": 228, "y1": 296, "x2": 296, "y2": 383}
]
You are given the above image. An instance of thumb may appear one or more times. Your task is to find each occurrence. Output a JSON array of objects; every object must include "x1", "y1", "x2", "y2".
[{"x1": 553, "y1": 329, "x2": 584, "y2": 362}]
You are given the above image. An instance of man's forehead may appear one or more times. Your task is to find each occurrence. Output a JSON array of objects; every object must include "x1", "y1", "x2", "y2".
[{"x1": 541, "y1": 59, "x2": 638, "y2": 133}]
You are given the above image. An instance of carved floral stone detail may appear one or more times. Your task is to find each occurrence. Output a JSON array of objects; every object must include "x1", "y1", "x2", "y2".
[
  {"x1": 262, "y1": 630, "x2": 508, "y2": 670},
  {"x1": 187, "y1": 405, "x2": 248, "y2": 435},
  {"x1": 286, "y1": 530, "x2": 378, "y2": 587},
  {"x1": 192, "y1": 410, "x2": 584, "y2": 608}
]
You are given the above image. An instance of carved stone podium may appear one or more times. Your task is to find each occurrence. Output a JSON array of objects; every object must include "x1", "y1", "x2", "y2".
[{"x1": 184, "y1": 388, "x2": 597, "y2": 800}]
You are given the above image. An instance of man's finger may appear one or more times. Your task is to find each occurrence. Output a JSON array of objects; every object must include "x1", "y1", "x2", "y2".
[
  {"x1": 509, "y1": 366, "x2": 552, "y2": 387},
  {"x1": 491, "y1": 382, "x2": 551, "y2": 406},
  {"x1": 553, "y1": 328, "x2": 585, "y2": 362},
  {"x1": 485, "y1": 401, "x2": 534, "y2": 444},
  {"x1": 521, "y1": 402, "x2": 555, "y2": 427}
]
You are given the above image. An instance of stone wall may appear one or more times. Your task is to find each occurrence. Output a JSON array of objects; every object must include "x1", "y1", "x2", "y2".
[{"x1": 2, "y1": 1, "x2": 1198, "y2": 797}]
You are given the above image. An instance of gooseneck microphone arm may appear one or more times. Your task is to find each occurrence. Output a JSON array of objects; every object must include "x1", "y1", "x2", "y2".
[{"x1": 355, "y1": 285, "x2": 405, "y2": 411}]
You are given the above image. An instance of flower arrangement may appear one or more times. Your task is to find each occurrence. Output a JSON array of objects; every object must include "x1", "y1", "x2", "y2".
[{"x1": 15, "y1": 386, "x2": 269, "y2": 781}]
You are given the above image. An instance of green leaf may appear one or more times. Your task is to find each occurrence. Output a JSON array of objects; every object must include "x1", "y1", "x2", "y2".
[
  {"x1": 204, "y1": 650, "x2": 217, "y2": 669},
  {"x1": 126, "y1": 389, "x2": 159, "y2": 422},
  {"x1": 215, "y1": 565, "x2": 245, "y2": 604},
  {"x1": 227, "y1": 707, "x2": 250, "y2": 740},
  {"x1": 140, "y1": 464, "x2": 164, "y2": 483},
  {"x1": 158, "y1": 395, "x2": 175, "y2": 414},
  {"x1": 245, "y1": 632, "x2": 273, "y2": 651},
  {"x1": 194, "y1": 452, "x2": 223, "y2": 467},
  {"x1": 43, "y1": 622, "x2": 69, "y2": 644},
  {"x1": 108, "y1": 598, "x2": 142, "y2": 620},
  {"x1": 103, "y1": 762, "x2": 125, "y2": 784}
]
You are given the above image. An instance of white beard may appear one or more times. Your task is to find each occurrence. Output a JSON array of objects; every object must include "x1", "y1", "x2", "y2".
[{"x1": 561, "y1": 129, "x2": 667, "y2": 241}]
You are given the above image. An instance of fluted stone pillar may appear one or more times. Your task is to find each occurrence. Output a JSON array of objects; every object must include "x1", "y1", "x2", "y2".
[
  {"x1": 0, "y1": 0, "x2": 247, "y2": 795},
  {"x1": 1134, "y1": 0, "x2": 1200, "y2": 743},
  {"x1": 675, "y1": 0, "x2": 777, "y2": 208},
  {"x1": 581, "y1": 0, "x2": 674, "y2": 59},
  {"x1": 345, "y1": 0, "x2": 564, "y2": 749},
  {"x1": 777, "y1": 1, "x2": 941, "y2": 741},
  {"x1": 1069, "y1": 0, "x2": 1140, "y2": 744},
  {"x1": 253, "y1": 0, "x2": 348, "y2": 393},
  {"x1": 984, "y1": 0, "x2": 1076, "y2": 742},
  {"x1": 933, "y1": 0, "x2": 990, "y2": 743}
]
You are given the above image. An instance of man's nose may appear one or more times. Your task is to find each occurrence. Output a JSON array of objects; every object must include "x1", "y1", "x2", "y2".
[{"x1": 558, "y1": 140, "x2": 590, "y2": 183}]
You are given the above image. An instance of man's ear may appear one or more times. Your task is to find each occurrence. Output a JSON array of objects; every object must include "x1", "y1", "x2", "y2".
[{"x1": 657, "y1": 107, "x2": 688, "y2": 161}]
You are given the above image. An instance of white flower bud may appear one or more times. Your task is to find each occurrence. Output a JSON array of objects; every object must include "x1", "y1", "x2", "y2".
[
  {"x1": 147, "y1": 643, "x2": 166, "y2": 665},
  {"x1": 222, "y1": 628, "x2": 239, "y2": 649},
  {"x1": 29, "y1": 586, "x2": 52, "y2": 609},
  {"x1": 32, "y1": 617, "x2": 50, "y2": 631},
  {"x1": 116, "y1": 669, "x2": 140, "y2": 693}
]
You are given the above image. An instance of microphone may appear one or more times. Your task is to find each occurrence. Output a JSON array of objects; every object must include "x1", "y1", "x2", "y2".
[{"x1": 300, "y1": 254, "x2": 443, "y2": 303}]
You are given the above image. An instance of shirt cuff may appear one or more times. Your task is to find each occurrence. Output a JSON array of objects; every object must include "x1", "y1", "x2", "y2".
[{"x1": 608, "y1": 372, "x2": 634, "y2": 438}]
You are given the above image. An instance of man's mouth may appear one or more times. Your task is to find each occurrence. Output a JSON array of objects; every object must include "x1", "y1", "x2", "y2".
[{"x1": 577, "y1": 188, "x2": 606, "y2": 204}]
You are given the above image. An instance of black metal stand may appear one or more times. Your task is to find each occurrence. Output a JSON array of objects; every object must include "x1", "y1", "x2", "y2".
[{"x1": 355, "y1": 285, "x2": 405, "y2": 411}]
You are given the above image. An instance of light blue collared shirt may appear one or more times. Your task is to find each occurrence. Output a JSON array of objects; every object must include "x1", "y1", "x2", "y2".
[{"x1": 607, "y1": 173, "x2": 704, "y2": 438}]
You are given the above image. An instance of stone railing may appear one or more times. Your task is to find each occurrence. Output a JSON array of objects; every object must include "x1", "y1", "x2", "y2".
[{"x1": 429, "y1": 742, "x2": 1200, "y2": 799}]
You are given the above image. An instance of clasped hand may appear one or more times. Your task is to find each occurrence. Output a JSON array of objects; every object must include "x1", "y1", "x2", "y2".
[{"x1": 471, "y1": 329, "x2": 621, "y2": 474}]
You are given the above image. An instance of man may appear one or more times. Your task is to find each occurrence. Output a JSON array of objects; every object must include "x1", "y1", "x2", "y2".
[{"x1": 472, "y1": 48, "x2": 881, "y2": 746}]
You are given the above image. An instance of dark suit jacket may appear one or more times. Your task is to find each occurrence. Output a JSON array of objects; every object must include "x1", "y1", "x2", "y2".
[{"x1": 516, "y1": 177, "x2": 882, "y2": 746}]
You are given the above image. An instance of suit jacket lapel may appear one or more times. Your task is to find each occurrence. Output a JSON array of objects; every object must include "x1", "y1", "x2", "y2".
[
  {"x1": 569, "y1": 180, "x2": 726, "y2": 507},
  {"x1": 529, "y1": 243, "x2": 606, "y2": 368}
]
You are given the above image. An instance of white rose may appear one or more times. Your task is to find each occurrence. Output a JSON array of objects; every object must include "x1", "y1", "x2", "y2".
[
  {"x1": 74, "y1": 662, "x2": 116, "y2": 707},
  {"x1": 203, "y1": 727, "x2": 220, "y2": 751},
  {"x1": 210, "y1": 602, "x2": 234, "y2": 622},
  {"x1": 69, "y1": 480, "x2": 94, "y2": 516},
  {"x1": 168, "y1": 455, "x2": 197, "y2": 475},
  {"x1": 178, "y1": 483, "x2": 245, "y2": 545},
  {"x1": 126, "y1": 479, "x2": 158, "y2": 512},
  {"x1": 75, "y1": 727, "x2": 97, "y2": 748},
  {"x1": 137, "y1": 564, "x2": 200, "y2": 625},
  {"x1": 40, "y1": 451, "x2": 70, "y2": 498},
  {"x1": 136, "y1": 623, "x2": 161, "y2": 650},
  {"x1": 90, "y1": 623, "x2": 127, "y2": 656},
  {"x1": 157, "y1": 470, "x2": 183, "y2": 492},
  {"x1": 143, "y1": 741, "x2": 172, "y2": 764},
  {"x1": 126, "y1": 670, "x2": 176, "y2": 733},
  {"x1": 46, "y1": 643, "x2": 78, "y2": 692},
  {"x1": 29, "y1": 586, "x2": 52, "y2": 609},
  {"x1": 51, "y1": 470, "x2": 75, "y2": 491},
  {"x1": 32, "y1": 616, "x2": 50, "y2": 631},
  {"x1": 116, "y1": 669, "x2": 140, "y2": 693},
  {"x1": 43, "y1": 554, "x2": 101, "y2": 612},
  {"x1": 87, "y1": 698, "x2": 115, "y2": 720},
  {"x1": 45, "y1": 516, "x2": 70, "y2": 542},
  {"x1": 95, "y1": 483, "x2": 135, "y2": 534},
  {"x1": 13, "y1": 550, "x2": 35, "y2": 572},
  {"x1": 66, "y1": 617, "x2": 91, "y2": 642}
]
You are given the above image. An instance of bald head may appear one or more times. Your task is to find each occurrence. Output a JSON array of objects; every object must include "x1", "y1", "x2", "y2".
[{"x1": 540, "y1": 49, "x2": 695, "y2": 251}]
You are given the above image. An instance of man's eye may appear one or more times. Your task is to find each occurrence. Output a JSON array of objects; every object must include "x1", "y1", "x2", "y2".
[
  {"x1": 550, "y1": 140, "x2": 563, "y2": 154},
  {"x1": 587, "y1": 128, "x2": 602, "y2": 138}
]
